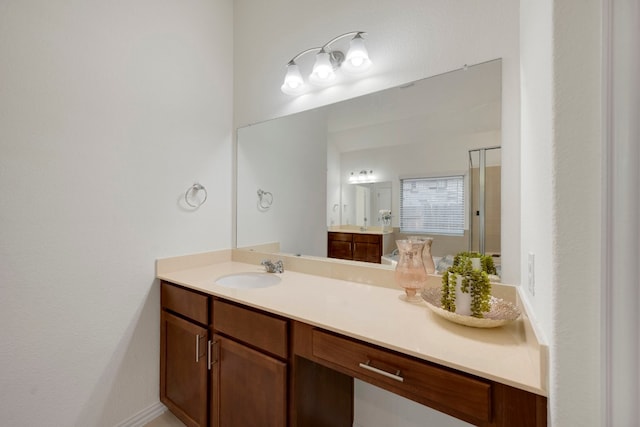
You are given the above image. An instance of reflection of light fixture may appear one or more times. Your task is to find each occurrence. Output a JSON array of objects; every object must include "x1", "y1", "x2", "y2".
[
  {"x1": 348, "y1": 169, "x2": 375, "y2": 184},
  {"x1": 281, "y1": 31, "x2": 372, "y2": 95}
]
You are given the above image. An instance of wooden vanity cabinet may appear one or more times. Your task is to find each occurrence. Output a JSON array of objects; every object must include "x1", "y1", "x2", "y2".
[
  {"x1": 161, "y1": 280, "x2": 547, "y2": 427},
  {"x1": 161, "y1": 282, "x2": 290, "y2": 427},
  {"x1": 210, "y1": 334, "x2": 286, "y2": 426},
  {"x1": 160, "y1": 282, "x2": 210, "y2": 427},
  {"x1": 328, "y1": 231, "x2": 389, "y2": 263},
  {"x1": 210, "y1": 299, "x2": 288, "y2": 427}
]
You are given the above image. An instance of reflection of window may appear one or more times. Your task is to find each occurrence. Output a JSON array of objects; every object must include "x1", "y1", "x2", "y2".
[{"x1": 400, "y1": 175, "x2": 465, "y2": 235}]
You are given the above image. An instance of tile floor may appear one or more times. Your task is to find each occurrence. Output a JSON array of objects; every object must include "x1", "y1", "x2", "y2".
[{"x1": 144, "y1": 410, "x2": 186, "y2": 427}]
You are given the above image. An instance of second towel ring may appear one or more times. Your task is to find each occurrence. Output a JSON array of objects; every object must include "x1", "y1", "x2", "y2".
[
  {"x1": 257, "y1": 189, "x2": 273, "y2": 210},
  {"x1": 185, "y1": 183, "x2": 208, "y2": 208}
]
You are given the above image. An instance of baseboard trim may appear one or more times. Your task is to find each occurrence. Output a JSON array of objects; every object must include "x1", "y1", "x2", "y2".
[{"x1": 115, "y1": 401, "x2": 167, "y2": 427}]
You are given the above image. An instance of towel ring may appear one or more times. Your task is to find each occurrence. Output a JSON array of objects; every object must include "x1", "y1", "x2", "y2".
[
  {"x1": 185, "y1": 183, "x2": 208, "y2": 208},
  {"x1": 257, "y1": 189, "x2": 273, "y2": 210}
]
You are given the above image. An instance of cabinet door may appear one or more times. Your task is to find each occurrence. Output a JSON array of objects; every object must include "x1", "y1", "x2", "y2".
[
  {"x1": 160, "y1": 311, "x2": 208, "y2": 427},
  {"x1": 327, "y1": 232, "x2": 353, "y2": 260},
  {"x1": 211, "y1": 334, "x2": 286, "y2": 427},
  {"x1": 353, "y1": 234, "x2": 382, "y2": 263}
]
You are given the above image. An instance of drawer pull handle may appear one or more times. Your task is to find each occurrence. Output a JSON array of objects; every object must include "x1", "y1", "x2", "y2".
[
  {"x1": 195, "y1": 334, "x2": 207, "y2": 363},
  {"x1": 358, "y1": 360, "x2": 404, "y2": 382}
]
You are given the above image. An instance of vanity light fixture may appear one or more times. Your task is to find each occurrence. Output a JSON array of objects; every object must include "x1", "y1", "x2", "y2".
[{"x1": 281, "y1": 31, "x2": 372, "y2": 95}]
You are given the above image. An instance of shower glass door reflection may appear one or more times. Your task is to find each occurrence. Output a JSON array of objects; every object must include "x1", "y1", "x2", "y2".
[{"x1": 469, "y1": 147, "x2": 501, "y2": 256}]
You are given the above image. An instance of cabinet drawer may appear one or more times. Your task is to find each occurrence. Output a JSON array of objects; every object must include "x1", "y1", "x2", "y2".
[
  {"x1": 312, "y1": 329, "x2": 491, "y2": 424},
  {"x1": 328, "y1": 232, "x2": 353, "y2": 242},
  {"x1": 161, "y1": 282, "x2": 209, "y2": 325},
  {"x1": 213, "y1": 300, "x2": 288, "y2": 359},
  {"x1": 353, "y1": 233, "x2": 381, "y2": 244}
]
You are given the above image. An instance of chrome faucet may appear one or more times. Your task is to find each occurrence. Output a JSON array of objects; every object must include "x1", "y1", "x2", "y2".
[{"x1": 261, "y1": 259, "x2": 284, "y2": 273}]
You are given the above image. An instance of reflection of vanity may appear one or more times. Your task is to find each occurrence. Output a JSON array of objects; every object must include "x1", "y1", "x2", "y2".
[
  {"x1": 236, "y1": 60, "x2": 503, "y2": 265},
  {"x1": 327, "y1": 226, "x2": 394, "y2": 263}
]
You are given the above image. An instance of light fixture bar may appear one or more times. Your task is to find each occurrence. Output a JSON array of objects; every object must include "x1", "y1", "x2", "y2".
[
  {"x1": 320, "y1": 31, "x2": 366, "y2": 51},
  {"x1": 286, "y1": 47, "x2": 322, "y2": 64}
]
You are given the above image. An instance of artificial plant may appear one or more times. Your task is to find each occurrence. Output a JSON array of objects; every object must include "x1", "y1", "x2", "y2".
[{"x1": 441, "y1": 253, "x2": 492, "y2": 318}]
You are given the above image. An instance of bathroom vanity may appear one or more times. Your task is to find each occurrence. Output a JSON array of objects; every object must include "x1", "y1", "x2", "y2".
[{"x1": 157, "y1": 251, "x2": 547, "y2": 427}]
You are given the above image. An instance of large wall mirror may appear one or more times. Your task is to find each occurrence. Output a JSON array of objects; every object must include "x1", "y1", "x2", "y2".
[{"x1": 237, "y1": 59, "x2": 502, "y2": 269}]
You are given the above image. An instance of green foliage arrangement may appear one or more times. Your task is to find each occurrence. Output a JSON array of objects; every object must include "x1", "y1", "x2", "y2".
[
  {"x1": 441, "y1": 253, "x2": 492, "y2": 318},
  {"x1": 441, "y1": 270, "x2": 457, "y2": 312},
  {"x1": 452, "y1": 251, "x2": 497, "y2": 275}
]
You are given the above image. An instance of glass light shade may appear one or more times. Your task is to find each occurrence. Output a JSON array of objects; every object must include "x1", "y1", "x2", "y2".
[
  {"x1": 281, "y1": 62, "x2": 305, "y2": 95},
  {"x1": 309, "y1": 51, "x2": 336, "y2": 86},
  {"x1": 343, "y1": 35, "x2": 372, "y2": 74}
]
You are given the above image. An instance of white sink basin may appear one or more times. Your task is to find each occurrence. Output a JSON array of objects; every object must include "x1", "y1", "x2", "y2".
[{"x1": 215, "y1": 272, "x2": 281, "y2": 289}]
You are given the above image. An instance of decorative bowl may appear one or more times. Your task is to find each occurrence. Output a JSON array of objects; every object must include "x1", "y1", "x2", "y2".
[{"x1": 421, "y1": 287, "x2": 521, "y2": 328}]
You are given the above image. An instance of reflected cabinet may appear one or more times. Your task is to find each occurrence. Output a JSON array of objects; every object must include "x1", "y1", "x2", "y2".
[{"x1": 327, "y1": 231, "x2": 393, "y2": 264}]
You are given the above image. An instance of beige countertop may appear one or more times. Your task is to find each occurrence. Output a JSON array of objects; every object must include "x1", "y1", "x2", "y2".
[
  {"x1": 156, "y1": 250, "x2": 547, "y2": 397},
  {"x1": 328, "y1": 225, "x2": 394, "y2": 235}
]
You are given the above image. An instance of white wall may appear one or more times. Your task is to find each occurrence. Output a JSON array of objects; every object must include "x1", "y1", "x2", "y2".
[
  {"x1": 604, "y1": 0, "x2": 640, "y2": 424},
  {"x1": 520, "y1": 0, "x2": 603, "y2": 425},
  {"x1": 234, "y1": 1, "x2": 518, "y2": 425},
  {"x1": 0, "y1": 1, "x2": 233, "y2": 425},
  {"x1": 520, "y1": 0, "x2": 554, "y2": 340},
  {"x1": 551, "y1": 1, "x2": 603, "y2": 425}
]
